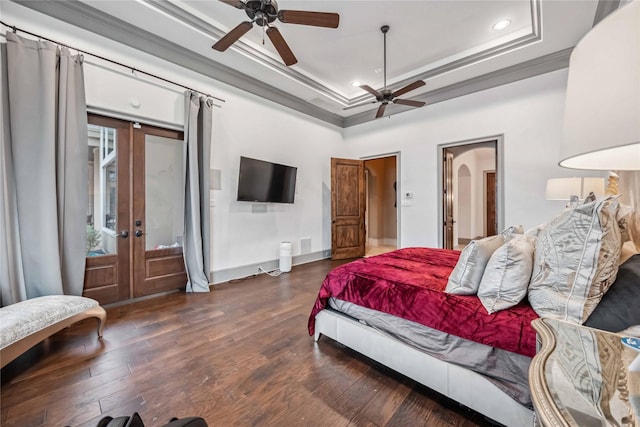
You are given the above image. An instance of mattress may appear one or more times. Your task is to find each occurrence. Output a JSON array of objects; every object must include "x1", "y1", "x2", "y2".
[{"x1": 309, "y1": 247, "x2": 539, "y2": 357}]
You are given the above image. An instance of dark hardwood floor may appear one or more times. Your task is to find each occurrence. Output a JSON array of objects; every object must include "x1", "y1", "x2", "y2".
[{"x1": 1, "y1": 259, "x2": 495, "y2": 427}]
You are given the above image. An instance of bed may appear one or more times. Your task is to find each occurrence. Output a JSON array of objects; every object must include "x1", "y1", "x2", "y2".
[
  {"x1": 308, "y1": 241, "x2": 640, "y2": 426},
  {"x1": 309, "y1": 247, "x2": 537, "y2": 426}
]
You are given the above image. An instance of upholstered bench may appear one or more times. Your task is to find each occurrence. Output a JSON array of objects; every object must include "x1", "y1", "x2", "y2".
[{"x1": 0, "y1": 295, "x2": 106, "y2": 368}]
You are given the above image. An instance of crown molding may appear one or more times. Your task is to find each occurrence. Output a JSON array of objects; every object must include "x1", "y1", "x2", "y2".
[
  {"x1": 145, "y1": 0, "x2": 351, "y2": 106},
  {"x1": 593, "y1": 0, "x2": 620, "y2": 26},
  {"x1": 343, "y1": 48, "x2": 573, "y2": 127},
  {"x1": 13, "y1": 0, "x2": 345, "y2": 127},
  {"x1": 11, "y1": 0, "x2": 616, "y2": 128}
]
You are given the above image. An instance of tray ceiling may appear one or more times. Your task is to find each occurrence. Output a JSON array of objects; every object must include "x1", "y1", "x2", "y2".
[{"x1": 10, "y1": 0, "x2": 615, "y2": 127}]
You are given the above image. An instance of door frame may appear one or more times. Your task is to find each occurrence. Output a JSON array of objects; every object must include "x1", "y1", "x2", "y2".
[
  {"x1": 360, "y1": 151, "x2": 401, "y2": 250},
  {"x1": 437, "y1": 135, "x2": 504, "y2": 249}
]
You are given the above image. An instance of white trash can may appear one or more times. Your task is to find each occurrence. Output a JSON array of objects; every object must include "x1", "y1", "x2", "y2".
[{"x1": 279, "y1": 241, "x2": 292, "y2": 273}]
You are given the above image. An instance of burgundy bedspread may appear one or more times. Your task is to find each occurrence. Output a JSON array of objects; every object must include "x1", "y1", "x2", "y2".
[{"x1": 308, "y1": 247, "x2": 538, "y2": 357}]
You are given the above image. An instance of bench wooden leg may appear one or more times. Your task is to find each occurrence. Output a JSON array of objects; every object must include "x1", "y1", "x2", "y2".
[{"x1": 89, "y1": 306, "x2": 107, "y2": 338}]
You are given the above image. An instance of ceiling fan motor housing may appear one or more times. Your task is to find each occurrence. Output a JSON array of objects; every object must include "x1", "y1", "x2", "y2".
[{"x1": 245, "y1": 0, "x2": 278, "y2": 26}]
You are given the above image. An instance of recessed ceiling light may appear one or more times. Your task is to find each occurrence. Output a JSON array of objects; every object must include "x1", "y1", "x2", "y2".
[
  {"x1": 351, "y1": 81, "x2": 361, "y2": 87},
  {"x1": 492, "y1": 20, "x2": 511, "y2": 31}
]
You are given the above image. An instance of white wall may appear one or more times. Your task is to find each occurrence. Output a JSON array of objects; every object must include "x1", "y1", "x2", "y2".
[
  {"x1": 342, "y1": 69, "x2": 602, "y2": 248},
  {"x1": 2, "y1": 2, "x2": 344, "y2": 281},
  {"x1": 4, "y1": 2, "x2": 607, "y2": 281},
  {"x1": 455, "y1": 164, "x2": 472, "y2": 242}
]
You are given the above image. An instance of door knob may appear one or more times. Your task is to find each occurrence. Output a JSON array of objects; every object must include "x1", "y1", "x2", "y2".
[
  {"x1": 135, "y1": 229, "x2": 144, "y2": 238},
  {"x1": 118, "y1": 230, "x2": 129, "y2": 238}
]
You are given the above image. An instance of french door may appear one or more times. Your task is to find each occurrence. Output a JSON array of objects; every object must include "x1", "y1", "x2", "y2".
[{"x1": 83, "y1": 115, "x2": 187, "y2": 304}]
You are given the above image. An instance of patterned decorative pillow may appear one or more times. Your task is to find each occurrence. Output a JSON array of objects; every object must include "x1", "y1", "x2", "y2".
[
  {"x1": 477, "y1": 235, "x2": 536, "y2": 314},
  {"x1": 445, "y1": 235, "x2": 504, "y2": 295},
  {"x1": 528, "y1": 196, "x2": 622, "y2": 323}
]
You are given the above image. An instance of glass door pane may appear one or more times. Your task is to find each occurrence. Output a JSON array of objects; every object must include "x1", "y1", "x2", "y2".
[
  {"x1": 84, "y1": 115, "x2": 131, "y2": 305},
  {"x1": 144, "y1": 134, "x2": 185, "y2": 251},
  {"x1": 87, "y1": 124, "x2": 118, "y2": 256}
]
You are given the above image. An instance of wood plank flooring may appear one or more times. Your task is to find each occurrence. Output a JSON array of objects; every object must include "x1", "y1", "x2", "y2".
[{"x1": 1, "y1": 259, "x2": 496, "y2": 427}]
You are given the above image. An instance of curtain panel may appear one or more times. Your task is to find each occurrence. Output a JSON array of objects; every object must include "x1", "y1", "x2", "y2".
[
  {"x1": 183, "y1": 92, "x2": 212, "y2": 292},
  {"x1": 0, "y1": 32, "x2": 88, "y2": 306}
]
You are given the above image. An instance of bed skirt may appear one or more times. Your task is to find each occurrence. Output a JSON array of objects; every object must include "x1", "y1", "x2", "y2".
[{"x1": 314, "y1": 309, "x2": 534, "y2": 427}]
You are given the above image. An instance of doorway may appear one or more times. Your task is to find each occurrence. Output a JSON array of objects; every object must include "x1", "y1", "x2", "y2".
[
  {"x1": 440, "y1": 138, "x2": 502, "y2": 250},
  {"x1": 83, "y1": 115, "x2": 187, "y2": 304},
  {"x1": 330, "y1": 154, "x2": 399, "y2": 260},
  {"x1": 364, "y1": 156, "x2": 398, "y2": 257}
]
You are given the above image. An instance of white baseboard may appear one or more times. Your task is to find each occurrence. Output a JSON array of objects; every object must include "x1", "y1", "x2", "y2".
[
  {"x1": 383, "y1": 238, "x2": 397, "y2": 247},
  {"x1": 210, "y1": 249, "x2": 331, "y2": 284}
]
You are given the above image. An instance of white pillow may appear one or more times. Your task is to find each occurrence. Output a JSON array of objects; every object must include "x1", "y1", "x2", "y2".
[
  {"x1": 500, "y1": 225, "x2": 524, "y2": 241},
  {"x1": 524, "y1": 223, "x2": 545, "y2": 238},
  {"x1": 445, "y1": 235, "x2": 504, "y2": 295},
  {"x1": 477, "y1": 235, "x2": 536, "y2": 314},
  {"x1": 528, "y1": 196, "x2": 622, "y2": 323}
]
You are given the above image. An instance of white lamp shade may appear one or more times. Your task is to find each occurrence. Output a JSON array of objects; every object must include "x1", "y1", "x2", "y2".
[
  {"x1": 546, "y1": 177, "x2": 581, "y2": 200},
  {"x1": 559, "y1": 1, "x2": 640, "y2": 170},
  {"x1": 581, "y1": 177, "x2": 605, "y2": 197},
  {"x1": 545, "y1": 177, "x2": 605, "y2": 200}
]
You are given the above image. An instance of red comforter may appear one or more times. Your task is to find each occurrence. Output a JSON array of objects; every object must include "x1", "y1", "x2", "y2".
[{"x1": 308, "y1": 247, "x2": 538, "y2": 357}]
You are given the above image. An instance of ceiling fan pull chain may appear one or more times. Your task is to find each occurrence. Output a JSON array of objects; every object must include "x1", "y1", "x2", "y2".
[{"x1": 383, "y1": 26, "x2": 387, "y2": 90}]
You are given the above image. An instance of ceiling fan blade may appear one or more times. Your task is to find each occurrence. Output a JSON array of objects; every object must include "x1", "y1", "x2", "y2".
[
  {"x1": 359, "y1": 84, "x2": 383, "y2": 98},
  {"x1": 212, "y1": 21, "x2": 253, "y2": 51},
  {"x1": 218, "y1": 0, "x2": 245, "y2": 9},
  {"x1": 375, "y1": 103, "x2": 387, "y2": 118},
  {"x1": 391, "y1": 80, "x2": 426, "y2": 98},
  {"x1": 393, "y1": 99, "x2": 426, "y2": 108},
  {"x1": 343, "y1": 100, "x2": 377, "y2": 111},
  {"x1": 278, "y1": 10, "x2": 340, "y2": 28},
  {"x1": 266, "y1": 27, "x2": 298, "y2": 66}
]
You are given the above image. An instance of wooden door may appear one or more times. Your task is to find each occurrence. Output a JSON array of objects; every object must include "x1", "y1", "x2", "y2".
[
  {"x1": 486, "y1": 171, "x2": 497, "y2": 236},
  {"x1": 331, "y1": 158, "x2": 365, "y2": 260},
  {"x1": 443, "y1": 151, "x2": 454, "y2": 249},
  {"x1": 83, "y1": 117, "x2": 187, "y2": 304},
  {"x1": 83, "y1": 115, "x2": 131, "y2": 304},
  {"x1": 132, "y1": 124, "x2": 187, "y2": 297}
]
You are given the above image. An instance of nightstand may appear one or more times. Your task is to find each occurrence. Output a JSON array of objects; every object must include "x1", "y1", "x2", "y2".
[{"x1": 529, "y1": 318, "x2": 640, "y2": 426}]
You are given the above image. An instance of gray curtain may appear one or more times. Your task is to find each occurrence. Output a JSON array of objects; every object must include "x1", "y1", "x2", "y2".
[
  {"x1": 0, "y1": 32, "x2": 88, "y2": 306},
  {"x1": 183, "y1": 92, "x2": 212, "y2": 292}
]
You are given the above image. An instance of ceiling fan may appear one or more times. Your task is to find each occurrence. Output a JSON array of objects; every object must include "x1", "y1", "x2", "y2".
[
  {"x1": 346, "y1": 25, "x2": 426, "y2": 118},
  {"x1": 212, "y1": 0, "x2": 340, "y2": 66}
]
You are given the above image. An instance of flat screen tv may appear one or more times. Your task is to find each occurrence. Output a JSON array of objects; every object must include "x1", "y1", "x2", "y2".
[{"x1": 237, "y1": 156, "x2": 297, "y2": 203}]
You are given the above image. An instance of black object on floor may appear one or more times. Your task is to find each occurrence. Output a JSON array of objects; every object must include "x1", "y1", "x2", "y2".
[{"x1": 96, "y1": 413, "x2": 208, "y2": 427}]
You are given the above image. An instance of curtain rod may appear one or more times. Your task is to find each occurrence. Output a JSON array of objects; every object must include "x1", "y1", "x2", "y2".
[{"x1": 0, "y1": 20, "x2": 225, "y2": 103}]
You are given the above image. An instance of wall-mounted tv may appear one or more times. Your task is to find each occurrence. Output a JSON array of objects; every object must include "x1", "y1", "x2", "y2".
[{"x1": 237, "y1": 156, "x2": 297, "y2": 203}]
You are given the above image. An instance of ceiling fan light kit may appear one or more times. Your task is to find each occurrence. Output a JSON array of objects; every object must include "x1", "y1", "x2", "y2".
[
  {"x1": 213, "y1": 0, "x2": 339, "y2": 66},
  {"x1": 346, "y1": 25, "x2": 426, "y2": 119}
]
